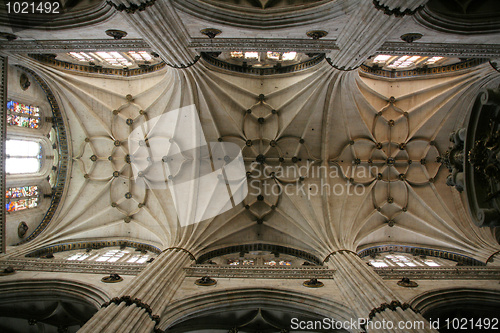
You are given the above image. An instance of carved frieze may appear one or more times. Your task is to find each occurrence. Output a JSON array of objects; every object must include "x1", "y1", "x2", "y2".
[
  {"x1": 185, "y1": 265, "x2": 335, "y2": 279},
  {"x1": 375, "y1": 267, "x2": 500, "y2": 280},
  {"x1": 379, "y1": 42, "x2": 500, "y2": 58},
  {"x1": 0, "y1": 258, "x2": 145, "y2": 275},
  {"x1": 189, "y1": 38, "x2": 337, "y2": 53},
  {"x1": 0, "y1": 39, "x2": 152, "y2": 53}
]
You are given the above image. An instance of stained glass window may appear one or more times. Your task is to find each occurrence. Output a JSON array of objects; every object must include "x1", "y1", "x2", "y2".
[
  {"x1": 267, "y1": 51, "x2": 281, "y2": 60},
  {"x1": 230, "y1": 51, "x2": 243, "y2": 58},
  {"x1": 264, "y1": 260, "x2": 292, "y2": 266},
  {"x1": 7, "y1": 101, "x2": 41, "y2": 129},
  {"x1": 6, "y1": 140, "x2": 42, "y2": 174},
  {"x1": 227, "y1": 259, "x2": 240, "y2": 265},
  {"x1": 5, "y1": 185, "x2": 39, "y2": 212}
]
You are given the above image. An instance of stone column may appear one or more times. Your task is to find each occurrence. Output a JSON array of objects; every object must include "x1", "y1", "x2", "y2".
[
  {"x1": 107, "y1": 0, "x2": 198, "y2": 67},
  {"x1": 327, "y1": 0, "x2": 428, "y2": 70},
  {"x1": 327, "y1": 250, "x2": 437, "y2": 332},
  {"x1": 79, "y1": 248, "x2": 194, "y2": 333}
]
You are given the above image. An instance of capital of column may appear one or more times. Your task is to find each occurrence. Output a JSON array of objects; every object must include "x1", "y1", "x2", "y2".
[
  {"x1": 106, "y1": 0, "x2": 157, "y2": 14},
  {"x1": 372, "y1": 0, "x2": 427, "y2": 17}
]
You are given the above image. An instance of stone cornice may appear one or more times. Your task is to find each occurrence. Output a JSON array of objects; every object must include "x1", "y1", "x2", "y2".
[
  {"x1": 0, "y1": 39, "x2": 151, "y2": 53},
  {"x1": 375, "y1": 267, "x2": 500, "y2": 280},
  {"x1": 0, "y1": 56, "x2": 6, "y2": 253},
  {"x1": 185, "y1": 265, "x2": 335, "y2": 279},
  {"x1": 0, "y1": 258, "x2": 146, "y2": 275},
  {"x1": 378, "y1": 42, "x2": 500, "y2": 58},
  {"x1": 15, "y1": 66, "x2": 70, "y2": 245},
  {"x1": 189, "y1": 38, "x2": 337, "y2": 53}
]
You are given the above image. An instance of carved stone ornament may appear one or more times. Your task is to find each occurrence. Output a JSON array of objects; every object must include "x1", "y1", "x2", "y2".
[
  {"x1": 200, "y1": 28, "x2": 221, "y2": 39},
  {"x1": 397, "y1": 277, "x2": 418, "y2": 288},
  {"x1": 306, "y1": 30, "x2": 328, "y2": 40},
  {"x1": 443, "y1": 128, "x2": 466, "y2": 192},
  {"x1": 19, "y1": 73, "x2": 30, "y2": 91},
  {"x1": 464, "y1": 88, "x2": 500, "y2": 227},
  {"x1": 40, "y1": 253, "x2": 54, "y2": 259},
  {"x1": 0, "y1": 32, "x2": 17, "y2": 41},
  {"x1": 18, "y1": 221, "x2": 28, "y2": 238},
  {"x1": 195, "y1": 276, "x2": 217, "y2": 286},
  {"x1": 400, "y1": 33, "x2": 423, "y2": 43},
  {"x1": 303, "y1": 278, "x2": 324, "y2": 288},
  {"x1": 105, "y1": 29, "x2": 128, "y2": 40},
  {"x1": 0, "y1": 266, "x2": 16, "y2": 276},
  {"x1": 101, "y1": 273, "x2": 123, "y2": 283}
]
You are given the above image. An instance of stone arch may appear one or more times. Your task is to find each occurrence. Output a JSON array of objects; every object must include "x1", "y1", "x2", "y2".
[
  {"x1": 159, "y1": 287, "x2": 354, "y2": 331},
  {"x1": 410, "y1": 287, "x2": 500, "y2": 328}
]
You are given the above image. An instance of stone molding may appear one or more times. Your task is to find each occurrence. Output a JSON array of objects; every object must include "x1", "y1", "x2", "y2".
[
  {"x1": 0, "y1": 39, "x2": 152, "y2": 54},
  {"x1": 14, "y1": 66, "x2": 70, "y2": 245},
  {"x1": 189, "y1": 38, "x2": 337, "y2": 53},
  {"x1": 378, "y1": 42, "x2": 500, "y2": 58},
  {"x1": 106, "y1": 0, "x2": 157, "y2": 14},
  {"x1": 372, "y1": 0, "x2": 424, "y2": 17},
  {"x1": 0, "y1": 258, "x2": 146, "y2": 275},
  {"x1": 0, "y1": 56, "x2": 6, "y2": 253},
  {"x1": 185, "y1": 265, "x2": 335, "y2": 279},
  {"x1": 374, "y1": 267, "x2": 500, "y2": 280}
]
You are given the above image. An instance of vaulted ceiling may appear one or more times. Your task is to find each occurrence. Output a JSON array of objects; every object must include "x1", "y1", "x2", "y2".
[
  {"x1": 2, "y1": 0, "x2": 500, "y2": 262},
  {"x1": 10, "y1": 56, "x2": 498, "y2": 262}
]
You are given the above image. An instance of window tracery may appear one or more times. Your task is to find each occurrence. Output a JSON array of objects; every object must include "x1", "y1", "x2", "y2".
[
  {"x1": 65, "y1": 247, "x2": 151, "y2": 264},
  {"x1": 369, "y1": 54, "x2": 448, "y2": 70},
  {"x1": 67, "y1": 51, "x2": 157, "y2": 69},
  {"x1": 5, "y1": 139, "x2": 42, "y2": 174},
  {"x1": 368, "y1": 253, "x2": 449, "y2": 268}
]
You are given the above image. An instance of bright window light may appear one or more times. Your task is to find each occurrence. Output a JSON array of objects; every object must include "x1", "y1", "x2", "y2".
[
  {"x1": 267, "y1": 51, "x2": 281, "y2": 60},
  {"x1": 7, "y1": 158, "x2": 40, "y2": 174},
  {"x1": 128, "y1": 51, "x2": 153, "y2": 62},
  {"x1": 373, "y1": 55, "x2": 391, "y2": 63},
  {"x1": 424, "y1": 260, "x2": 440, "y2": 267},
  {"x1": 282, "y1": 52, "x2": 297, "y2": 61},
  {"x1": 425, "y1": 56, "x2": 443, "y2": 64},
  {"x1": 230, "y1": 51, "x2": 243, "y2": 58},
  {"x1": 387, "y1": 55, "x2": 419, "y2": 69},
  {"x1": 370, "y1": 261, "x2": 388, "y2": 267},
  {"x1": 244, "y1": 52, "x2": 259, "y2": 59},
  {"x1": 69, "y1": 52, "x2": 94, "y2": 62},
  {"x1": 6, "y1": 140, "x2": 41, "y2": 174},
  {"x1": 6, "y1": 140, "x2": 40, "y2": 157}
]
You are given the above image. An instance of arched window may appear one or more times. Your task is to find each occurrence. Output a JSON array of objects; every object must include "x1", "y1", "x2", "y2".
[
  {"x1": 367, "y1": 253, "x2": 447, "y2": 267},
  {"x1": 64, "y1": 247, "x2": 151, "y2": 264},
  {"x1": 7, "y1": 100, "x2": 41, "y2": 128},
  {"x1": 5, "y1": 139, "x2": 42, "y2": 174},
  {"x1": 5, "y1": 185, "x2": 39, "y2": 212}
]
